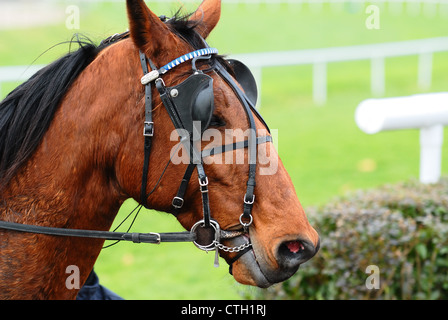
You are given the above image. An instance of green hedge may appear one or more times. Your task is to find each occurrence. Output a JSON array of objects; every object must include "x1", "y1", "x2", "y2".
[{"x1": 247, "y1": 179, "x2": 448, "y2": 300}]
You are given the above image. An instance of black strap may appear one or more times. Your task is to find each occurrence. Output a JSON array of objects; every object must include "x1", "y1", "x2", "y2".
[
  {"x1": 0, "y1": 220, "x2": 195, "y2": 244},
  {"x1": 202, "y1": 136, "x2": 272, "y2": 158},
  {"x1": 139, "y1": 51, "x2": 156, "y2": 208},
  {"x1": 228, "y1": 245, "x2": 253, "y2": 275},
  {"x1": 156, "y1": 79, "x2": 185, "y2": 130},
  {"x1": 214, "y1": 63, "x2": 259, "y2": 222},
  {"x1": 197, "y1": 164, "x2": 211, "y2": 227},
  {"x1": 172, "y1": 163, "x2": 196, "y2": 214},
  {"x1": 170, "y1": 136, "x2": 273, "y2": 223}
]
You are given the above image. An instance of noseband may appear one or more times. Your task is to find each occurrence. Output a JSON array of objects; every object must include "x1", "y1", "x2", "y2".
[{"x1": 0, "y1": 32, "x2": 272, "y2": 272}]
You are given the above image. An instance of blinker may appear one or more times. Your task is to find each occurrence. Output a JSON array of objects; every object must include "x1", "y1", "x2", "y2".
[
  {"x1": 166, "y1": 73, "x2": 214, "y2": 135},
  {"x1": 228, "y1": 59, "x2": 258, "y2": 106}
]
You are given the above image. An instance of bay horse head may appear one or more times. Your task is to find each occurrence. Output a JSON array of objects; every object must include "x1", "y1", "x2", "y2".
[{"x1": 0, "y1": 0, "x2": 319, "y2": 299}]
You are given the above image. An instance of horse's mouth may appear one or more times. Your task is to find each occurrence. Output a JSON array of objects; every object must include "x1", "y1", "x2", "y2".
[
  {"x1": 224, "y1": 234, "x2": 273, "y2": 288},
  {"x1": 224, "y1": 232, "x2": 316, "y2": 288}
]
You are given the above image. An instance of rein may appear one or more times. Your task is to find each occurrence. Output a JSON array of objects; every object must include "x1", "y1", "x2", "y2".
[
  {"x1": 0, "y1": 218, "x2": 249, "y2": 244},
  {"x1": 0, "y1": 220, "x2": 194, "y2": 244}
]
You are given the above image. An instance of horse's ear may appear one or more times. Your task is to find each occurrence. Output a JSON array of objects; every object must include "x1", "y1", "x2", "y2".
[
  {"x1": 126, "y1": 0, "x2": 175, "y2": 55},
  {"x1": 190, "y1": 0, "x2": 221, "y2": 39}
]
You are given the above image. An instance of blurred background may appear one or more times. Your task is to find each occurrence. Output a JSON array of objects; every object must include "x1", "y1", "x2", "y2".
[{"x1": 1, "y1": 0, "x2": 448, "y2": 299}]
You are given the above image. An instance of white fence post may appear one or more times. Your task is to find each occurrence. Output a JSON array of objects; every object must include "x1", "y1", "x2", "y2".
[
  {"x1": 418, "y1": 52, "x2": 433, "y2": 90},
  {"x1": 420, "y1": 125, "x2": 444, "y2": 184},
  {"x1": 371, "y1": 56, "x2": 385, "y2": 97},
  {"x1": 313, "y1": 62, "x2": 327, "y2": 106}
]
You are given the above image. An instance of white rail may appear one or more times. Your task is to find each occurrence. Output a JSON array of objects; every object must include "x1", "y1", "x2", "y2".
[
  {"x1": 0, "y1": 65, "x2": 45, "y2": 97},
  {"x1": 356, "y1": 92, "x2": 448, "y2": 184},
  {"x1": 232, "y1": 37, "x2": 448, "y2": 106}
]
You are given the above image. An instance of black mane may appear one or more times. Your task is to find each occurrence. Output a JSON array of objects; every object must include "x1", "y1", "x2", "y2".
[
  {"x1": 166, "y1": 13, "x2": 207, "y2": 51},
  {"x1": 0, "y1": 12, "x2": 220, "y2": 188}
]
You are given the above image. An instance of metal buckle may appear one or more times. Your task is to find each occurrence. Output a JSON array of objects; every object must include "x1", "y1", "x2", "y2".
[
  {"x1": 199, "y1": 176, "x2": 209, "y2": 186},
  {"x1": 149, "y1": 232, "x2": 161, "y2": 244},
  {"x1": 199, "y1": 177, "x2": 209, "y2": 193},
  {"x1": 143, "y1": 122, "x2": 154, "y2": 137},
  {"x1": 244, "y1": 194, "x2": 255, "y2": 205},
  {"x1": 155, "y1": 77, "x2": 165, "y2": 87},
  {"x1": 172, "y1": 196, "x2": 184, "y2": 209}
]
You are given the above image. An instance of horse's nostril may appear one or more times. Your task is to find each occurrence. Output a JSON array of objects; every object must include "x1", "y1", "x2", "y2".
[
  {"x1": 277, "y1": 239, "x2": 316, "y2": 269},
  {"x1": 285, "y1": 240, "x2": 305, "y2": 254}
]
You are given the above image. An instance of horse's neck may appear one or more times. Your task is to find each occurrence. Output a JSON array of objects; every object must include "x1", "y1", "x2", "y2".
[
  {"x1": 0, "y1": 40, "x2": 139, "y2": 299},
  {"x1": 2, "y1": 41, "x2": 139, "y2": 226}
]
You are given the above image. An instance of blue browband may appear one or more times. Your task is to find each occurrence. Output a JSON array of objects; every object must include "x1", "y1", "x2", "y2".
[
  {"x1": 140, "y1": 47, "x2": 219, "y2": 85},
  {"x1": 160, "y1": 47, "x2": 218, "y2": 73}
]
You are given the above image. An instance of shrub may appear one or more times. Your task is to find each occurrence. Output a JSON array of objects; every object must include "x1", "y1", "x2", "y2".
[{"x1": 246, "y1": 179, "x2": 448, "y2": 300}]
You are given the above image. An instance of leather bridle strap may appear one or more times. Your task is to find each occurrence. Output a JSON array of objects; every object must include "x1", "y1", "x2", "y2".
[
  {"x1": 228, "y1": 245, "x2": 253, "y2": 275},
  {"x1": 214, "y1": 62, "x2": 259, "y2": 226},
  {"x1": 0, "y1": 220, "x2": 195, "y2": 244},
  {"x1": 202, "y1": 135, "x2": 272, "y2": 158},
  {"x1": 171, "y1": 136, "x2": 273, "y2": 216},
  {"x1": 139, "y1": 51, "x2": 156, "y2": 208}
]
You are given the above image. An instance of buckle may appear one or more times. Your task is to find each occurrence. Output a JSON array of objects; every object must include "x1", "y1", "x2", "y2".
[
  {"x1": 199, "y1": 177, "x2": 209, "y2": 193},
  {"x1": 143, "y1": 122, "x2": 154, "y2": 137},
  {"x1": 172, "y1": 196, "x2": 184, "y2": 209},
  {"x1": 149, "y1": 232, "x2": 161, "y2": 245},
  {"x1": 244, "y1": 194, "x2": 255, "y2": 205}
]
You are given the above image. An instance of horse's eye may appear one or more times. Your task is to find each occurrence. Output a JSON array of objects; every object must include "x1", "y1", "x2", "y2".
[{"x1": 209, "y1": 115, "x2": 226, "y2": 127}]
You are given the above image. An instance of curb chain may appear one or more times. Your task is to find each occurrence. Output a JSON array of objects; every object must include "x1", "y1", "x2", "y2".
[{"x1": 213, "y1": 240, "x2": 252, "y2": 253}]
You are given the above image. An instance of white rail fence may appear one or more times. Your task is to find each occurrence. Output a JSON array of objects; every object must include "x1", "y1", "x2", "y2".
[
  {"x1": 0, "y1": 65, "x2": 45, "y2": 98},
  {"x1": 1, "y1": 37, "x2": 448, "y2": 105},
  {"x1": 232, "y1": 37, "x2": 448, "y2": 106},
  {"x1": 356, "y1": 92, "x2": 448, "y2": 184}
]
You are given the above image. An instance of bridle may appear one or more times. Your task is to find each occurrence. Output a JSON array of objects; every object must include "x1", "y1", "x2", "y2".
[
  {"x1": 138, "y1": 41, "x2": 272, "y2": 268},
  {"x1": 0, "y1": 30, "x2": 273, "y2": 272}
]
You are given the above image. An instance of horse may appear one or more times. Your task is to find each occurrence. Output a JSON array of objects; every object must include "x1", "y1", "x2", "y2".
[{"x1": 0, "y1": 0, "x2": 319, "y2": 299}]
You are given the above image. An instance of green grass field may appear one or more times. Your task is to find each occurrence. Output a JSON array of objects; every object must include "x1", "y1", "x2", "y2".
[{"x1": 1, "y1": 1, "x2": 448, "y2": 299}]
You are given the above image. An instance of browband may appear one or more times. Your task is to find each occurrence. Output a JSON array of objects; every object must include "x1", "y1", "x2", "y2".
[{"x1": 141, "y1": 48, "x2": 219, "y2": 85}]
